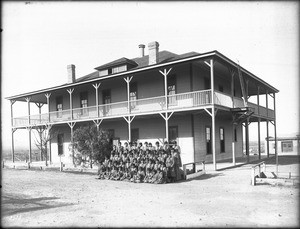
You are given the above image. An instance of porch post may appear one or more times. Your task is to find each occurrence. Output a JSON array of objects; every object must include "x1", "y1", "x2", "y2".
[
  {"x1": 159, "y1": 68, "x2": 172, "y2": 110},
  {"x1": 273, "y1": 93, "x2": 278, "y2": 175},
  {"x1": 26, "y1": 127, "x2": 32, "y2": 163},
  {"x1": 25, "y1": 97, "x2": 32, "y2": 163},
  {"x1": 49, "y1": 138, "x2": 52, "y2": 164},
  {"x1": 245, "y1": 118, "x2": 250, "y2": 163},
  {"x1": 159, "y1": 112, "x2": 173, "y2": 143},
  {"x1": 210, "y1": 59, "x2": 216, "y2": 170},
  {"x1": 257, "y1": 86, "x2": 261, "y2": 160},
  {"x1": 230, "y1": 69, "x2": 236, "y2": 165},
  {"x1": 123, "y1": 116, "x2": 135, "y2": 143},
  {"x1": 45, "y1": 93, "x2": 51, "y2": 122},
  {"x1": 35, "y1": 103, "x2": 44, "y2": 125},
  {"x1": 93, "y1": 83, "x2": 101, "y2": 117},
  {"x1": 67, "y1": 88, "x2": 74, "y2": 120},
  {"x1": 10, "y1": 100, "x2": 16, "y2": 162},
  {"x1": 124, "y1": 76, "x2": 133, "y2": 114},
  {"x1": 266, "y1": 91, "x2": 269, "y2": 157},
  {"x1": 68, "y1": 122, "x2": 76, "y2": 165},
  {"x1": 25, "y1": 97, "x2": 31, "y2": 125}
]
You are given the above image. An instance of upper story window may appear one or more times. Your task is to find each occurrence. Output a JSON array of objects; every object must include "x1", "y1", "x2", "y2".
[
  {"x1": 99, "y1": 69, "x2": 112, "y2": 77},
  {"x1": 56, "y1": 96, "x2": 63, "y2": 118},
  {"x1": 80, "y1": 92, "x2": 88, "y2": 115},
  {"x1": 112, "y1": 65, "x2": 127, "y2": 74}
]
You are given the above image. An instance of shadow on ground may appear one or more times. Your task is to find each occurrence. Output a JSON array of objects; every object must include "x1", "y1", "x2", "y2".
[
  {"x1": 1, "y1": 194, "x2": 74, "y2": 217},
  {"x1": 179, "y1": 172, "x2": 224, "y2": 183}
]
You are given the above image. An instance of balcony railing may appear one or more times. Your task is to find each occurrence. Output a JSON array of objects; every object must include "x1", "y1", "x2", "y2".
[{"x1": 12, "y1": 89, "x2": 275, "y2": 127}]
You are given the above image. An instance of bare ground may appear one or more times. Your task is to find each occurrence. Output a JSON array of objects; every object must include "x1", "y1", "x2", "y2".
[{"x1": 1, "y1": 155, "x2": 299, "y2": 228}]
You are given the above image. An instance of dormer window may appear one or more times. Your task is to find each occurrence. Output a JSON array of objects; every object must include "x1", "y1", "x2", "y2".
[
  {"x1": 95, "y1": 57, "x2": 138, "y2": 77},
  {"x1": 112, "y1": 65, "x2": 127, "y2": 74},
  {"x1": 99, "y1": 69, "x2": 109, "y2": 77}
]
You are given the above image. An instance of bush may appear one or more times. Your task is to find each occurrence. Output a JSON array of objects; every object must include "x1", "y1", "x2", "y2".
[{"x1": 73, "y1": 125, "x2": 113, "y2": 168}]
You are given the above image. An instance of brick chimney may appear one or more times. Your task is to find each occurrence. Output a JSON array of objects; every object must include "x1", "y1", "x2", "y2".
[
  {"x1": 67, "y1": 64, "x2": 76, "y2": 83},
  {"x1": 148, "y1": 41, "x2": 159, "y2": 65},
  {"x1": 139, "y1": 44, "x2": 145, "y2": 57}
]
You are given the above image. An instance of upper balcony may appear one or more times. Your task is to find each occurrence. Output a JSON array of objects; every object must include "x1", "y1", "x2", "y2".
[{"x1": 12, "y1": 89, "x2": 275, "y2": 128}]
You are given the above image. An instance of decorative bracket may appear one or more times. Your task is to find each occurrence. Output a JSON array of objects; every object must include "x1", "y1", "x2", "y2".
[
  {"x1": 67, "y1": 88, "x2": 74, "y2": 95},
  {"x1": 45, "y1": 93, "x2": 51, "y2": 99},
  {"x1": 159, "y1": 112, "x2": 174, "y2": 121},
  {"x1": 10, "y1": 100, "x2": 16, "y2": 106},
  {"x1": 92, "y1": 83, "x2": 101, "y2": 90},
  {"x1": 93, "y1": 119, "x2": 103, "y2": 127},
  {"x1": 35, "y1": 103, "x2": 44, "y2": 109},
  {"x1": 204, "y1": 108, "x2": 218, "y2": 117},
  {"x1": 159, "y1": 68, "x2": 172, "y2": 77},
  {"x1": 123, "y1": 116, "x2": 135, "y2": 124},
  {"x1": 204, "y1": 59, "x2": 215, "y2": 68},
  {"x1": 67, "y1": 122, "x2": 76, "y2": 129},
  {"x1": 12, "y1": 128, "x2": 17, "y2": 133},
  {"x1": 124, "y1": 76, "x2": 133, "y2": 84},
  {"x1": 25, "y1": 97, "x2": 31, "y2": 103}
]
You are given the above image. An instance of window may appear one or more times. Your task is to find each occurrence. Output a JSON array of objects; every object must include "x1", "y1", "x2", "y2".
[
  {"x1": 102, "y1": 90, "x2": 111, "y2": 116},
  {"x1": 220, "y1": 127, "x2": 225, "y2": 153},
  {"x1": 80, "y1": 92, "x2": 88, "y2": 116},
  {"x1": 99, "y1": 69, "x2": 108, "y2": 77},
  {"x1": 169, "y1": 126, "x2": 178, "y2": 143},
  {"x1": 56, "y1": 96, "x2": 63, "y2": 118},
  {"x1": 168, "y1": 74, "x2": 176, "y2": 106},
  {"x1": 112, "y1": 65, "x2": 127, "y2": 74},
  {"x1": 206, "y1": 126, "x2": 212, "y2": 154},
  {"x1": 130, "y1": 82, "x2": 138, "y2": 110},
  {"x1": 281, "y1": 141, "x2": 293, "y2": 152},
  {"x1": 57, "y1": 134, "x2": 64, "y2": 156},
  {"x1": 131, "y1": 128, "x2": 139, "y2": 142}
]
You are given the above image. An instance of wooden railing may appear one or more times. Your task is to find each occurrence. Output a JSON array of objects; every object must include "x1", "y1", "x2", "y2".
[{"x1": 12, "y1": 89, "x2": 275, "y2": 127}]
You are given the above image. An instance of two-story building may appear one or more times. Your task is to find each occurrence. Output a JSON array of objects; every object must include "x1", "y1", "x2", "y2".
[{"x1": 6, "y1": 41, "x2": 279, "y2": 170}]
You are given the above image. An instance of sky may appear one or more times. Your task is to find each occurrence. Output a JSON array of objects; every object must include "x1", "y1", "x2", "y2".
[{"x1": 1, "y1": 1, "x2": 299, "y2": 150}]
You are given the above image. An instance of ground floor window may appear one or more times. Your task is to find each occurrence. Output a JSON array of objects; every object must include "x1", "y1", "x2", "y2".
[
  {"x1": 281, "y1": 141, "x2": 293, "y2": 152},
  {"x1": 57, "y1": 134, "x2": 64, "y2": 155},
  {"x1": 220, "y1": 127, "x2": 225, "y2": 153},
  {"x1": 206, "y1": 126, "x2": 212, "y2": 154}
]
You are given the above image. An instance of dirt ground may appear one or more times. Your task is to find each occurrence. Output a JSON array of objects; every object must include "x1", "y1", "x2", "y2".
[{"x1": 1, "y1": 155, "x2": 299, "y2": 227}]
